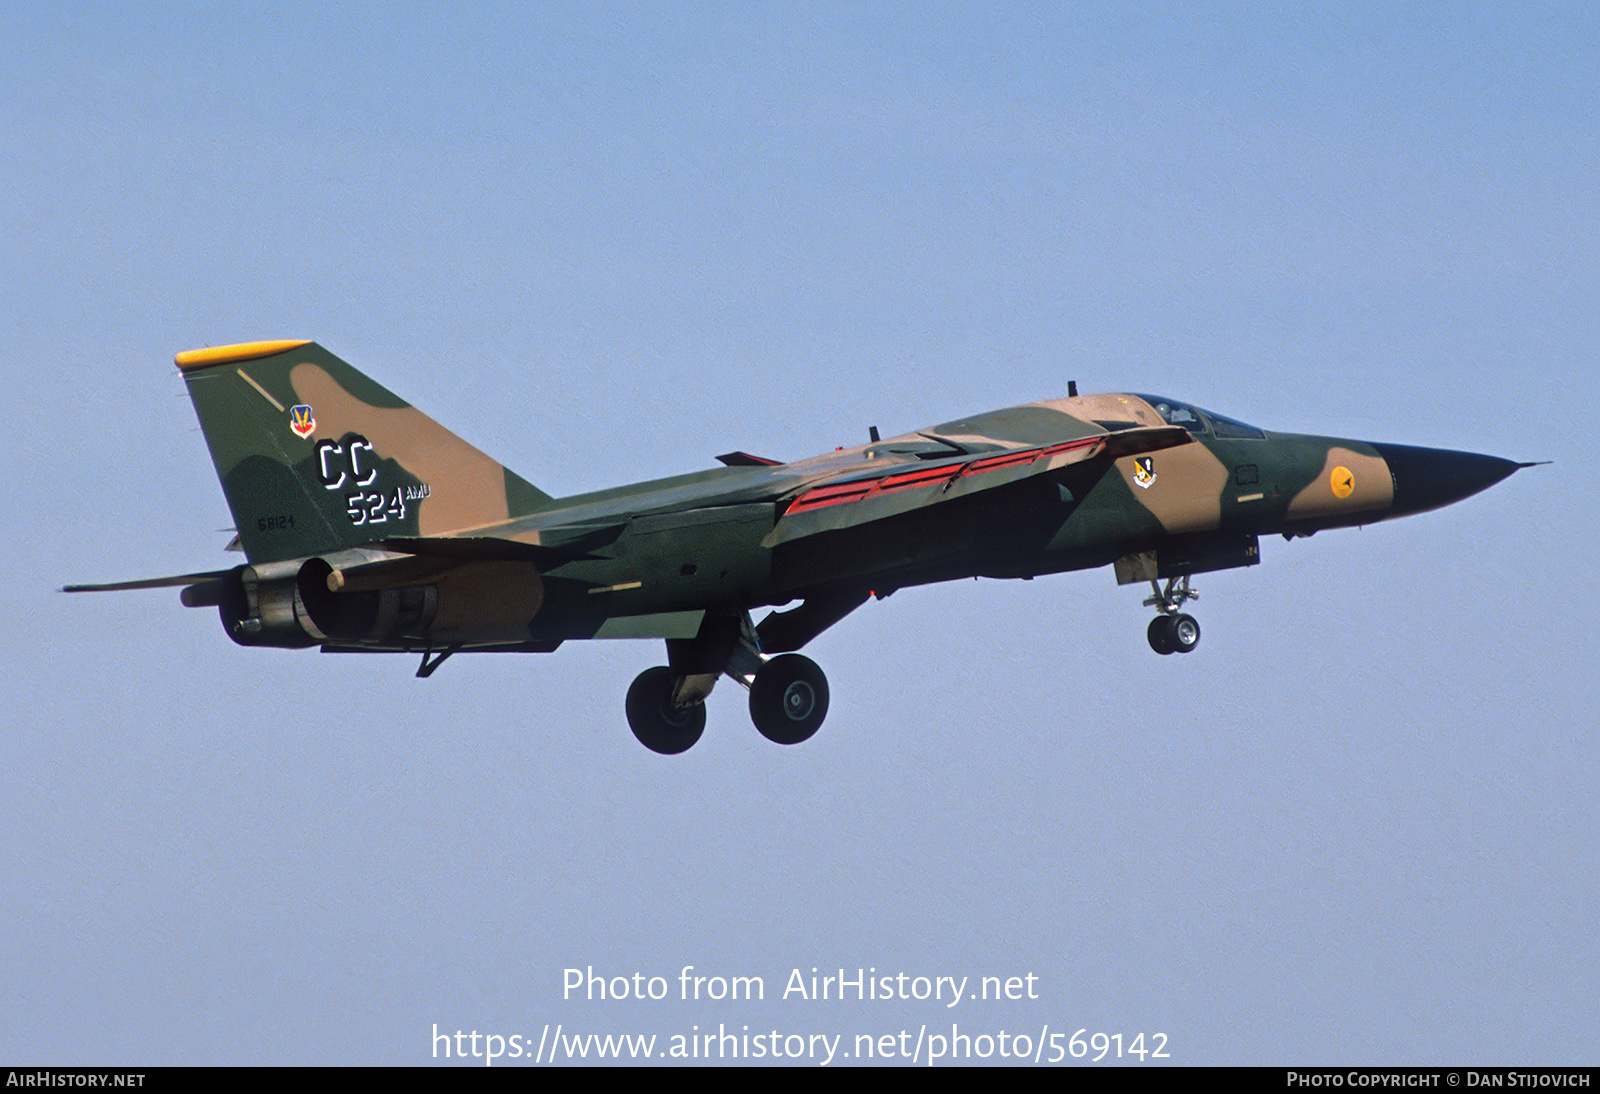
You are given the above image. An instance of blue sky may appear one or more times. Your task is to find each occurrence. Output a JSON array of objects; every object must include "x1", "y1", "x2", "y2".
[{"x1": 3, "y1": 2, "x2": 1595, "y2": 1065}]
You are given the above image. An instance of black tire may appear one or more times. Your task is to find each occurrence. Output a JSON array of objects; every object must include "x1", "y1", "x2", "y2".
[
  {"x1": 625, "y1": 666, "x2": 706, "y2": 754},
  {"x1": 749, "y1": 654, "x2": 829, "y2": 745},
  {"x1": 1169, "y1": 613, "x2": 1201, "y2": 654},
  {"x1": 1147, "y1": 616, "x2": 1176, "y2": 655}
]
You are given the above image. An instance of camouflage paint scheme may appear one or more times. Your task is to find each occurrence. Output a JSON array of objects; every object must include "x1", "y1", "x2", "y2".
[{"x1": 68, "y1": 340, "x2": 1531, "y2": 752}]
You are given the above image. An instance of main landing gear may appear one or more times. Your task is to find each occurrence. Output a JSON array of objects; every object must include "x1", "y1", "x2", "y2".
[
  {"x1": 624, "y1": 611, "x2": 832, "y2": 754},
  {"x1": 625, "y1": 666, "x2": 708, "y2": 755},
  {"x1": 1144, "y1": 575, "x2": 1201, "y2": 656},
  {"x1": 747, "y1": 653, "x2": 830, "y2": 745}
]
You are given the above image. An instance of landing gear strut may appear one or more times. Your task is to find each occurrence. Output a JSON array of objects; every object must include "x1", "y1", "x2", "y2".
[{"x1": 1144, "y1": 576, "x2": 1201, "y2": 655}]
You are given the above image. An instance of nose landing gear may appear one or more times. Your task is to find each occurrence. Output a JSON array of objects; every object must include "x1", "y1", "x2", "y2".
[
  {"x1": 1147, "y1": 612, "x2": 1201, "y2": 655},
  {"x1": 1144, "y1": 576, "x2": 1201, "y2": 655}
]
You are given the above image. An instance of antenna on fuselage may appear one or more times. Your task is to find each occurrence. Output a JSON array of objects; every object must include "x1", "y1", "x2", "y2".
[{"x1": 1067, "y1": 381, "x2": 1078, "y2": 397}]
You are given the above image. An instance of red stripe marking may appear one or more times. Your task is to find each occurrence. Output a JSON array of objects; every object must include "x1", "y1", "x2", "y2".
[{"x1": 785, "y1": 436, "x2": 1106, "y2": 515}]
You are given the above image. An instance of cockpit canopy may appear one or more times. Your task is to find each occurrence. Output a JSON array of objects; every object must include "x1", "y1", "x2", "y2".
[{"x1": 1132, "y1": 394, "x2": 1265, "y2": 440}]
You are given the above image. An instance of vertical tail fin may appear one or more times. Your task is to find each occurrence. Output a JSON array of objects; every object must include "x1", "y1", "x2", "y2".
[{"x1": 176, "y1": 340, "x2": 552, "y2": 565}]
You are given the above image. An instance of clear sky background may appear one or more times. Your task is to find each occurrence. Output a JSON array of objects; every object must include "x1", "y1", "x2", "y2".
[{"x1": 3, "y1": 1, "x2": 1595, "y2": 1066}]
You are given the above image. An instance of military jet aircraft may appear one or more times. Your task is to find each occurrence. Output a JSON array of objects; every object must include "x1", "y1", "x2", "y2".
[{"x1": 67, "y1": 340, "x2": 1533, "y2": 754}]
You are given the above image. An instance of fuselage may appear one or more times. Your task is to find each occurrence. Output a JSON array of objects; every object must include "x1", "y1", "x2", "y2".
[{"x1": 520, "y1": 390, "x2": 1521, "y2": 643}]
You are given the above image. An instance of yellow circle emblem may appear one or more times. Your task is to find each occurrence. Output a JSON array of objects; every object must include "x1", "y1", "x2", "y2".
[{"x1": 1330, "y1": 466, "x2": 1355, "y2": 499}]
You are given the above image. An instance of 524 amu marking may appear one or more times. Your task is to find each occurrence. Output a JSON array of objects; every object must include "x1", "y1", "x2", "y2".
[{"x1": 346, "y1": 488, "x2": 407, "y2": 526}]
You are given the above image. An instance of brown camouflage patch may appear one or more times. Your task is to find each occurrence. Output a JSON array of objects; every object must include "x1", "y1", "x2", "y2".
[
  {"x1": 290, "y1": 363, "x2": 514, "y2": 536},
  {"x1": 1046, "y1": 392, "x2": 1165, "y2": 429},
  {"x1": 1117, "y1": 444, "x2": 1230, "y2": 534},
  {"x1": 1287, "y1": 447, "x2": 1393, "y2": 522},
  {"x1": 427, "y1": 560, "x2": 545, "y2": 644}
]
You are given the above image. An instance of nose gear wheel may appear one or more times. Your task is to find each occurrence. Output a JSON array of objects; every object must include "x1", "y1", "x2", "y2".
[{"x1": 1144, "y1": 577, "x2": 1201, "y2": 655}]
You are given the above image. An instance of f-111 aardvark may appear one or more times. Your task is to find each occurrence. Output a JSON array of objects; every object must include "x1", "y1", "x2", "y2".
[{"x1": 68, "y1": 340, "x2": 1534, "y2": 753}]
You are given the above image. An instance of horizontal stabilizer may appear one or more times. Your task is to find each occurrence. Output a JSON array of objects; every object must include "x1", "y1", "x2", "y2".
[{"x1": 63, "y1": 568, "x2": 233, "y2": 594}]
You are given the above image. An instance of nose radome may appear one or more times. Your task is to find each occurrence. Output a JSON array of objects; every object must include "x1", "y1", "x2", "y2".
[{"x1": 1369, "y1": 442, "x2": 1527, "y2": 518}]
